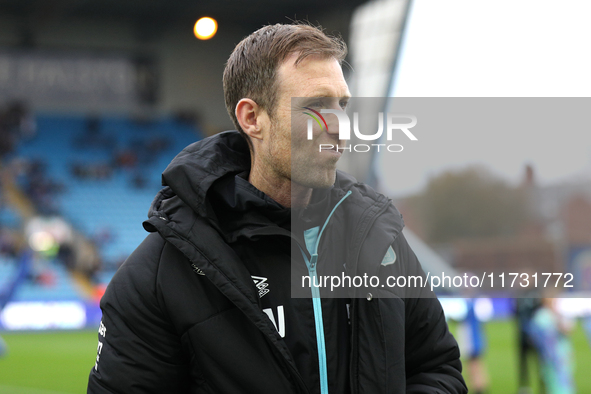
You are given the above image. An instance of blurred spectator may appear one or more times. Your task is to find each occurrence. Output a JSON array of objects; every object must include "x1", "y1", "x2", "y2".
[
  {"x1": 0, "y1": 101, "x2": 36, "y2": 158},
  {"x1": 57, "y1": 243, "x2": 76, "y2": 270},
  {"x1": 72, "y1": 234, "x2": 102, "y2": 279},
  {"x1": 0, "y1": 227, "x2": 19, "y2": 257},
  {"x1": 71, "y1": 162, "x2": 113, "y2": 180},
  {"x1": 36, "y1": 268, "x2": 57, "y2": 287},
  {"x1": 114, "y1": 149, "x2": 138, "y2": 168},
  {"x1": 131, "y1": 172, "x2": 147, "y2": 189},
  {"x1": 93, "y1": 227, "x2": 113, "y2": 248},
  {"x1": 0, "y1": 119, "x2": 14, "y2": 157},
  {"x1": 527, "y1": 296, "x2": 576, "y2": 394},
  {"x1": 583, "y1": 315, "x2": 591, "y2": 350},
  {"x1": 173, "y1": 108, "x2": 203, "y2": 129},
  {"x1": 128, "y1": 136, "x2": 170, "y2": 166},
  {"x1": 458, "y1": 298, "x2": 489, "y2": 394},
  {"x1": 86, "y1": 115, "x2": 101, "y2": 136},
  {"x1": 0, "y1": 248, "x2": 33, "y2": 358},
  {"x1": 19, "y1": 159, "x2": 64, "y2": 215},
  {"x1": 74, "y1": 115, "x2": 114, "y2": 150},
  {"x1": 0, "y1": 335, "x2": 6, "y2": 358},
  {"x1": 146, "y1": 136, "x2": 170, "y2": 155},
  {"x1": 515, "y1": 295, "x2": 543, "y2": 394}
]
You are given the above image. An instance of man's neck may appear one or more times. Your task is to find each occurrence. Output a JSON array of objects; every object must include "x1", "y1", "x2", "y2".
[{"x1": 248, "y1": 164, "x2": 312, "y2": 208}]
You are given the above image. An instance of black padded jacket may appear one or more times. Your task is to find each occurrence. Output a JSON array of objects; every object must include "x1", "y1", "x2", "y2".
[{"x1": 87, "y1": 130, "x2": 466, "y2": 394}]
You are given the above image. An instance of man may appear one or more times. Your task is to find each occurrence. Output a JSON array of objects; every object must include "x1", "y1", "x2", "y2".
[{"x1": 88, "y1": 23, "x2": 466, "y2": 393}]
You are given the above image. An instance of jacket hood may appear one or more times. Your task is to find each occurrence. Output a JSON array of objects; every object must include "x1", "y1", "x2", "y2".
[
  {"x1": 148, "y1": 130, "x2": 293, "y2": 242},
  {"x1": 160, "y1": 130, "x2": 251, "y2": 217}
]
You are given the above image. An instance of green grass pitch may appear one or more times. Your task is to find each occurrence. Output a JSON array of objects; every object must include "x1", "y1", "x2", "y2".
[
  {"x1": 0, "y1": 330, "x2": 97, "y2": 394},
  {"x1": 450, "y1": 319, "x2": 591, "y2": 393},
  {"x1": 0, "y1": 320, "x2": 589, "y2": 393}
]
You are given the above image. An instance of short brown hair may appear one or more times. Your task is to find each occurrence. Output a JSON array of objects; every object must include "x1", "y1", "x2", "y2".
[{"x1": 223, "y1": 23, "x2": 347, "y2": 148}]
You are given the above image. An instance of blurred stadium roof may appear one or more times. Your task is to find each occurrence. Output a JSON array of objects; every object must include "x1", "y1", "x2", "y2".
[{"x1": 0, "y1": 0, "x2": 369, "y2": 40}]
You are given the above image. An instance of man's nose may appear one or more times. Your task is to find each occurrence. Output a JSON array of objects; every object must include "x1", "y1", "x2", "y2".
[
  {"x1": 325, "y1": 115, "x2": 339, "y2": 135},
  {"x1": 325, "y1": 106, "x2": 345, "y2": 136}
]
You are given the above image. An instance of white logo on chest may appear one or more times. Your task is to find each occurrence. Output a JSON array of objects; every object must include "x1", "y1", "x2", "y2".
[{"x1": 252, "y1": 275, "x2": 270, "y2": 298}]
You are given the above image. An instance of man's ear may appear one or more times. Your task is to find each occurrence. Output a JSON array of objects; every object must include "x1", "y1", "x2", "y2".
[{"x1": 235, "y1": 98, "x2": 268, "y2": 142}]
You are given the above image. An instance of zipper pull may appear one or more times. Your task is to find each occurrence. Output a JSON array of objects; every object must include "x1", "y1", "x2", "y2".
[{"x1": 310, "y1": 254, "x2": 318, "y2": 269}]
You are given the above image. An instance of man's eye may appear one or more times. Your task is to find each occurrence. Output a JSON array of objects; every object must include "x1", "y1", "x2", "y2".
[{"x1": 340, "y1": 100, "x2": 349, "y2": 110}]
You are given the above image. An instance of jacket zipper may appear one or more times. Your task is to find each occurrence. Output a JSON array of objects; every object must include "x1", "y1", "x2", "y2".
[{"x1": 299, "y1": 190, "x2": 352, "y2": 394}]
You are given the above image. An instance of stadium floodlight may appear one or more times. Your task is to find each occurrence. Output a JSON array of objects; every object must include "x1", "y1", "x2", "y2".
[{"x1": 194, "y1": 17, "x2": 218, "y2": 40}]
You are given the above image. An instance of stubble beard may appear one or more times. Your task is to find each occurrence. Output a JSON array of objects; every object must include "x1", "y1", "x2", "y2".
[{"x1": 267, "y1": 112, "x2": 338, "y2": 190}]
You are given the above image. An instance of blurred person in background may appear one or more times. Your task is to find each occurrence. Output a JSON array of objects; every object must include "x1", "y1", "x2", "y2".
[
  {"x1": 458, "y1": 298, "x2": 489, "y2": 394},
  {"x1": 515, "y1": 290, "x2": 543, "y2": 394},
  {"x1": 0, "y1": 248, "x2": 32, "y2": 358},
  {"x1": 583, "y1": 315, "x2": 591, "y2": 350},
  {"x1": 0, "y1": 101, "x2": 36, "y2": 158},
  {"x1": 527, "y1": 295, "x2": 575, "y2": 394},
  {"x1": 87, "y1": 23, "x2": 466, "y2": 393}
]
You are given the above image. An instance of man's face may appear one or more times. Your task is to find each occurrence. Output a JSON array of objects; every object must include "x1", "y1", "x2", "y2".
[{"x1": 260, "y1": 54, "x2": 351, "y2": 189}]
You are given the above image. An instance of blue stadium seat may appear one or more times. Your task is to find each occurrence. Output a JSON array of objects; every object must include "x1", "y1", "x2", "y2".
[{"x1": 12, "y1": 113, "x2": 202, "y2": 286}]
